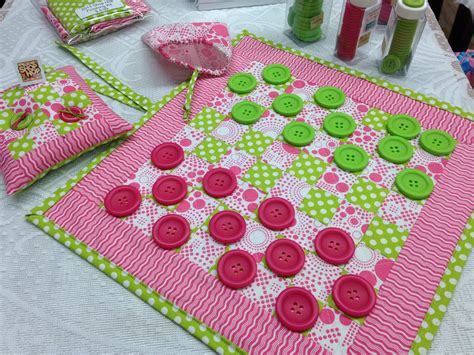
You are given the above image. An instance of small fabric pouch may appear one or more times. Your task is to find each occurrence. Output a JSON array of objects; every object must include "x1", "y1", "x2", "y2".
[
  {"x1": 0, "y1": 65, "x2": 133, "y2": 194},
  {"x1": 38, "y1": 0, "x2": 152, "y2": 44}
]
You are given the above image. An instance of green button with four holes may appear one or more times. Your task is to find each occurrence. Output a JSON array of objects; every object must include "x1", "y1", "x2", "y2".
[
  {"x1": 262, "y1": 64, "x2": 292, "y2": 85},
  {"x1": 227, "y1": 72, "x2": 257, "y2": 94},
  {"x1": 395, "y1": 168, "x2": 434, "y2": 200},
  {"x1": 313, "y1": 86, "x2": 346, "y2": 109},
  {"x1": 377, "y1": 135, "x2": 414, "y2": 164},
  {"x1": 231, "y1": 101, "x2": 264, "y2": 124},
  {"x1": 323, "y1": 112, "x2": 356, "y2": 138},
  {"x1": 419, "y1": 129, "x2": 456, "y2": 156},
  {"x1": 272, "y1": 93, "x2": 304, "y2": 117},
  {"x1": 386, "y1": 114, "x2": 421, "y2": 139},
  {"x1": 283, "y1": 121, "x2": 315, "y2": 147},
  {"x1": 333, "y1": 144, "x2": 369, "y2": 172}
]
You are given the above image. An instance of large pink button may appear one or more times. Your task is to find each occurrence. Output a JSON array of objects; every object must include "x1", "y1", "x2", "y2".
[
  {"x1": 104, "y1": 185, "x2": 142, "y2": 217},
  {"x1": 152, "y1": 175, "x2": 187, "y2": 206},
  {"x1": 209, "y1": 211, "x2": 246, "y2": 245},
  {"x1": 152, "y1": 214, "x2": 190, "y2": 249},
  {"x1": 276, "y1": 287, "x2": 319, "y2": 332},
  {"x1": 332, "y1": 274, "x2": 377, "y2": 317},
  {"x1": 151, "y1": 142, "x2": 185, "y2": 170},
  {"x1": 265, "y1": 239, "x2": 305, "y2": 277},
  {"x1": 314, "y1": 228, "x2": 355, "y2": 265},
  {"x1": 258, "y1": 197, "x2": 295, "y2": 231},
  {"x1": 217, "y1": 250, "x2": 257, "y2": 289},
  {"x1": 59, "y1": 107, "x2": 87, "y2": 123},
  {"x1": 202, "y1": 168, "x2": 237, "y2": 198}
]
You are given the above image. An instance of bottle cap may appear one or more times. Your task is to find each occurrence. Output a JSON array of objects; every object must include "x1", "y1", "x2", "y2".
[
  {"x1": 395, "y1": 0, "x2": 427, "y2": 20},
  {"x1": 350, "y1": 0, "x2": 379, "y2": 9}
]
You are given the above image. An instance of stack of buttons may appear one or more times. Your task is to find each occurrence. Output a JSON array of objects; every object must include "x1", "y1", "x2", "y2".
[
  {"x1": 288, "y1": 0, "x2": 324, "y2": 42},
  {"x1": 335, "y1": 0, "x2": 368, "y2": 61}
]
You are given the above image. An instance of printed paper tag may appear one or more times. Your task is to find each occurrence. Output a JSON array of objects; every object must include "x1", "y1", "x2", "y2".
[
  {"x1": 311, "y1": 13, "x2": 324, "y2": 29},
  {"x1": 75, "y1": 0, "x2": 124, "y2": 19},
  {"x1": 358, "y1": 5, "x2": 380, "y2": 48},
  {"x1": 14, "y1": 57, "x2": 46, "y2": 87}
]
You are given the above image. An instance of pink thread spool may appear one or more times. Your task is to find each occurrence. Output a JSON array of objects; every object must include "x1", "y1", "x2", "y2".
[
  {"x1": 335, "y1": 0, "x2": 380, "y2": 61},
  {"x1": 378, "y1": 0, "x2": 392, "y2": 24}
]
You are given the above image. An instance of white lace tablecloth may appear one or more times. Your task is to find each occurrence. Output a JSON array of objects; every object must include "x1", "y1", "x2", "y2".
[{"x1": 0, "y1": 0, "x2": 473, "y2": 353}]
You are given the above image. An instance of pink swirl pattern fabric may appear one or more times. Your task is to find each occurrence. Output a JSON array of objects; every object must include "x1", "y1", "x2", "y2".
[{"x1": 142, "y1": 22, "x2": 232, "y2": 76}]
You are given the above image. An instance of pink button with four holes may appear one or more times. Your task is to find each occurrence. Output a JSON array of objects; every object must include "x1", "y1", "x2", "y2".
[
  {"x1": 258, "y1": 197, "x2": 295, "y2": 231},
  {"x1": 209, "y1": 211, "x2": 246, "y2": 245},
  {"x1": 202, "y1": 168, "x2": 237, "y2": 198},
  {"x1": 265, "y1": 239, "x2": 305, "y2": 277},
  {"x1": 104, "y1": 185, "x2": 142, "y2": 217},
  {"x1": 151, "y1": 142, "x2": 185, "y2": 170},
  {"x1": 276, "y1": 287, "x2": 319, "y2": 332},
  {"x1": 217, "y1": 250, "x2": 257, "y2": 289},
  {"x1": 332, "y1": 274, "x2": 377, "y2": 317},
  {"x1": 152, "y1": 214, "x2": 190, "y2": 249},
  {"x1": 59, "y1": 106, "x2": 86, "y2": 123},
  {"x1": 152, "y1": 175, "x2": 187, "y2": 206},
  {"x1": 314, "y1": 227, "x2": 355, "y2": 265}
]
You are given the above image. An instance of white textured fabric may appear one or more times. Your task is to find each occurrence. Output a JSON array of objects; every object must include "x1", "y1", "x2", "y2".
[{"x1": 0, "y1": 0, "x2": 473, "y2": 354}]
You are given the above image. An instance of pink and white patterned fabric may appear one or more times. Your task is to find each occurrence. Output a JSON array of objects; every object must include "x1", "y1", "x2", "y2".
[
  {"x1": 329, "y1": 201, "x2": 374, "y2": 243},
  {"x1": 0, "y1": 66, "x2": 132, "y2": 194},
  {"x1": 142, "y1": 23, "x2": 232, "y2": 76},
  {"x1": 40, "y1": 0, "x2": 151, "y2": 44}
]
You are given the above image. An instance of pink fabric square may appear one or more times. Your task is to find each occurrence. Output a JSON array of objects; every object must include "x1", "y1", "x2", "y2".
[
  {"x1": 223, "y1": 180, "x2": 265, "y2": 218},
  {"x1": 142, "y1": 23, "x2": 232, "y2": 76},
  {"x1": 28, "y1": 120, "x2": 60, "y2": 147},
  {"x1": 126, "y1": 162, "x2": 164, "y2": 196},
  {"x1": 315, "y1": 166, "x2": 358, "y2": 199},
  {"x1": 268, "y1": 173, "x2": 311, "y2": 206},
  {"x1": 175, "y1": 190, "x2": 220, "y2": 230},
  {"x1": 361, "y1": 157, "x2": 403, "y2": 189},
  {"x1": 172, "y1": 154, "x2": 211, "y2": 187},
  {"x1": 217, "y1": 148, "x2": 257, "y2": 179},
  {"x1": 179, "y1": 229, "x2": 226, "y2": 272},
  {"x1": 347, "y1": 125, "x2": 385, "y2": 156},
  {"x1": 281, "y1": 211, "x2": 325, "y2": 250},
  {"x1": 230, "y1": 218, "x2": 278, "y2": 256},
  {"x1": 211, "y1": 118, "x2": 249, "y2": 145},
  {"x1": 295, "y1": 103, "x2": 329, "y2": 130},
  {"x1": 240, "y1": 263, "x2": 289, "y2": 314},
  {"x1": 378, "y1": 192, "x2": 423, "y2": 231},
  {"x1": 292, "y1": 253, "x2": 342, "y2": 302},
  {"x1": 335, "y1": 97, "x2": 369, "y2": 123},
  {"x1": 344, "y1": 243, "x2": 394, "y2": 290},
  {"x1": 50, "y1": 78, "x2": 81, "y2": 96},
  {"x1": 247, "y1": 84, "x2": 281, "y2": 108},
  {"x1": 208, "y1": 91, "x2": 240, "y2": 116},
  {"x1": 308, "y1": 306, "x2": 361, "y2": 353},
  {"x1": 171, "y1": 125, "x2": 206, "y2": 152},
  {"x1": 252, "y1": 110, "x2": 289, "y2": 138},
  {"x1": 123, "y1": 198, "x2": 168, "y2": 236},
  {"x1": 407, "y1": 147, "x2": 449, "y2": 183},
  {"x1": 261, "y1": 140, "x2": 300, "y2": 170},
  {"x1": 303, "y1": 131, "x2": 341, "y2": 163},
  {"x1": 329, "y1": 201, "x2": 374, "y2": 243},
  {"x1": 284, "y1": 79, "x2": 319, "y2": 101},
  {"x1": 242, "y1": 61, "x2": 265, "y2": 81}
]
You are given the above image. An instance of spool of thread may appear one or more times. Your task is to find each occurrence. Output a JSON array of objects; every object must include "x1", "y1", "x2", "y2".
[
  {"x1": 378, "y1": 0, "x2": 392, "y2": 24},
  {"x1": 336, "y1": 1, "x2": 366, "y2": 61}
]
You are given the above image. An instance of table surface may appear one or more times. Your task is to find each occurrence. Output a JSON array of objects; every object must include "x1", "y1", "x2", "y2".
[{"x1": 0, "y1": 0, "x2": 473, "y2": 354}]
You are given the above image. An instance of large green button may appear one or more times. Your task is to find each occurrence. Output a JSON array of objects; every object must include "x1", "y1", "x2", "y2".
[
  {"x1": 227, "y1": 73, "x2": 257, "y2": 94},
  {"x1": 333, "y1": 144, "x2": 369, "y2": 172},
  {"x1": 262, "y1": 64, "x2": 292, "y2": 85},
  {"x1": 377, "y1": 136, "x2": 414, "y2": 164},
  {"x1": 419, "y1": 129, "x2": 456, "y2": 156},
  {"x1": 381, "y1": 55, "x2": 401, "y2": 74},
  {"x1": 272, "y1": 94, "x2": 304, "y2": 117},
  {"x1": 323, "y1": 112, "x2": 356, "y2": 138},
  {"x1": 313, "y1": 86, "x2": 346, "y2": 109},
  {"x1": 386, "y1": 114, "x2": 421, "y2": 140},
  {"x1": 231, "y1": 101, "x2": 263, "y2": 125},
  {"x1": 395, "y1": 168, "x2": 434, "y2": 200},
  {"x1": 282, "y1": 121, "x2": 315, "y2": 147}
]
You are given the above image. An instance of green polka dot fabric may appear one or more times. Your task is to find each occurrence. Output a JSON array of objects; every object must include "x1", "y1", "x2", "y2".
[
  {"x1": 85, "y1": 78, "x2": 145, "y2": 111},
  {"x1": 29, "y1": 109, "x2": 50, "y2": 129},
  {"x1": 287, "y1": 152, "x2": 327, "y2": 184},
  {"x1": 62, "y1": 90, "x2": 92, "y2": 109},
  {"x1": 361, "y1": 216, "x2": 408, "y2": 259},
  {"x1": 30, "y1": 85, "x2": 60, "y2": 104},
  {"x1": 8, "y1": 135, "x2": 35, "y2": 159},
  {"x1": 345, "y1": 178, "x2": 390, "y2": 213},
  {"x1": 362, "y1": 108, "x2": 390, "y2": 132},
  {"x1": 0, "y1": 109, "x2": 14, "y2": 131},
  {"x1": 2, "y1": 86, "x2": 25, "y2": 106},
  {"x1": 299, "y1": 188, "x2": 341, "y2": 224},
  {"x1": 46, "y1": 69, "x2": 69, "y2": 83},
  {"x1": 235, "y1": 129, "x2": 274, "y2": 156},
  {"x1": 194, "y1": 136, "x2": 231, "y2": 163},
  {"x1": 53, "y1": 119, "x2": 81, "y2": 135},
  {"x1": 242, "y1": 160, "x2": 283, "y2": 193},
  {"x1": 48, "y1": 0, "x2": 133, "y2": 35},
  {"x1": 190, "y1": 107, "x2": 225, "y2": 133}
]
